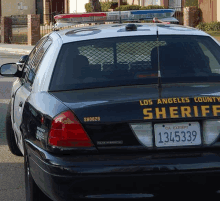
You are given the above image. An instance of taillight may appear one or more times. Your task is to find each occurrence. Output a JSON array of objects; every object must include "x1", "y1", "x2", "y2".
[{"x1": 49, "y1": 110, "x2": 93, "y2": 147}]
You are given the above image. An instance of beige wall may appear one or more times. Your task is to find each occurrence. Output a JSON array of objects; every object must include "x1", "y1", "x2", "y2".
[
  {"x1": 217, "y1": 0, "x2": 220, "y2": 22},
  {"x1": 127, "y1": 0, "x2": 140, "y2": 5},
  {"x1": 2, "y1": 0, "x2": 35, "y2": 16},
  {"x1": 198, "y1": 0, "x2": 217, "y2": 23},
  {"x1": 69, "y1": 0, "x2": 89, "y2": 13}
]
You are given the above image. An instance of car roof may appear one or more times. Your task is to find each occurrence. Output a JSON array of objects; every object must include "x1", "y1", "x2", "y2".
[{"x1": 54, "y1": 23, "x2": 210, "y2": 44}]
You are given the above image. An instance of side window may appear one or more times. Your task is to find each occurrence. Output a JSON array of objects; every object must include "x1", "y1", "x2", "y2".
[
  {"x1": 28, "y1": 37, "x2": 48, "y2": 64},
  {"x1": 20, "y1": 37, "x2": 47, "y2": 82},
  {"x1": 30, "y1": 38, "x2": 52, "y2": 72},
  {"x1": 24, "y1": 37, "x2": 52, "y2": 86}
]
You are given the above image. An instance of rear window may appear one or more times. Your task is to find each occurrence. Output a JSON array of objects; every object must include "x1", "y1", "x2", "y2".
[{"x1": 49, "y1": 35, "x2": 220, "y2": 91}]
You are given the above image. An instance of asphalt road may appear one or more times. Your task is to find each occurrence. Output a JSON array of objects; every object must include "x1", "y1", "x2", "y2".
[
  {"x1": 1, "y1": 53, "x2": 220, "y2": 201},
  {"x1": 0, "y1": 53, "x2": 25, "y2": 201}
]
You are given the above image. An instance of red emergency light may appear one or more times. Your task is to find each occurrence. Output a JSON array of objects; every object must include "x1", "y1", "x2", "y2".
[{"x1": 54, "y1": 13, "x2": 107, "y2": 20}]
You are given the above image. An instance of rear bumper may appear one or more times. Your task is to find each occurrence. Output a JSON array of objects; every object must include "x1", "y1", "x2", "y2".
[{"x1": 26, "y1": 141, "x2": 220, "y2": 201}]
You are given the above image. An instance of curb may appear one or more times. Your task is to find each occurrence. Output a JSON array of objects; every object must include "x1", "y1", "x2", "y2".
[{"x1": 0, "y1": 47, "x2": 31, "y2": 55}]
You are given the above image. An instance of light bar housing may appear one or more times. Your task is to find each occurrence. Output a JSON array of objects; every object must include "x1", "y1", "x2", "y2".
[
  {"x1": 53, "y1": 9, "x2": 178, "y2": 29},
  {"x1": 130, "y1": 123, "x2": 153, "y2": 147},
  {"x1": 203, "y1": 119, "x2": 220, "y2": 145}
]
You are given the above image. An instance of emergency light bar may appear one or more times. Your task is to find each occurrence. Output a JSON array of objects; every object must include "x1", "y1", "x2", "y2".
[{"x1": 53, "y1": 9, "x2": 178, "y2": 30}]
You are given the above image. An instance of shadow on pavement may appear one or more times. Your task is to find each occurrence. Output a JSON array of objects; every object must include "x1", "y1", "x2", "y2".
[
  {"x1": 0, "y1": 79, "x2": 16, "y2": 146},
  {"x1": 0, "y1": 162, "x2": 25, "y2": 201},
  {"x1": 0, "y1": 102, "x2": 11, "y2": 146}
]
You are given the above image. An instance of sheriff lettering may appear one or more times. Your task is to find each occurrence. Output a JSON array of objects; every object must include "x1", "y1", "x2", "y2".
[{"x1": 140, "y1": 97, "x2": 220, "y2": 119}]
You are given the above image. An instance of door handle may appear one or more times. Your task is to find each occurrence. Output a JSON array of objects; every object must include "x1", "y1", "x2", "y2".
[{"x1": 19, "y1": 101, "x2": 23, "y2": 107}]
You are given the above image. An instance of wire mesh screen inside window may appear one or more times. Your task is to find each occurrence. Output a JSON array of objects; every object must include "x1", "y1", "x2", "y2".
[{"x1": 78, "y1": 41, "x2": 166, "y2": 71}]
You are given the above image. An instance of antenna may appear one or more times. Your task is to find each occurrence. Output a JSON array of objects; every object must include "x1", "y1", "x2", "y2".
[{"x1": 156, "y1": 25, "x2": 162, "y2": 98}]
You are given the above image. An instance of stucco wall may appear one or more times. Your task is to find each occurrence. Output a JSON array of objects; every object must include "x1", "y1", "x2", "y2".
[
  {"x1": 127, "y1": 0, "x2": 161, "y2": 6},
  {"x1": 213, "y1": 0, "x2": 217, "y2": 22},
  {"x1": 127, "y1": 0, "x2": 139, "y2": 5},
  {"x1": 69, "y1": 0, "x2": 89, "y2": 13},
  {"x1": 217, "y1": 0, "x2": 220, "y2": 22},
  {"x1": 2, "y1": 0, "x2": 35, "y2": 16},
  {"x1": 198, "y1": 0, "x2": 217, "y2": 23},
  {"x1": 145, "y1": 0, "x2": 160, "y2": 6}
]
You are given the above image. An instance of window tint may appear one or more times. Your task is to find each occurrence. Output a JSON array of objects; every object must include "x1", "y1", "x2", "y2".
[
  {"x1": 23, "y1": 37, "x2": 52, "y2": 85},
  {"x1": 49, "y1": 35, "x2": 220, "y2": 91},
  {"x1": 27, "y1": 69, "x2": 35, "y2": 83},
  {"x1": 198, "y1": 42, "x2": 220, "y2": 74},
  {"x1": 30, "y1": 38, "x2": 52, "y2": 71},
  {"x1": 50, "y1": 36, "x2": 158, "y2": 91},
  {"x1": 28, "y1": 37, "x2": 47, "y2": 63}
]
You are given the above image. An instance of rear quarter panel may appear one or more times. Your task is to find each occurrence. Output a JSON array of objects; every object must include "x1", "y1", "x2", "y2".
[{"x1": 21, "y1": 92, "x2": 68, "y2": 151}]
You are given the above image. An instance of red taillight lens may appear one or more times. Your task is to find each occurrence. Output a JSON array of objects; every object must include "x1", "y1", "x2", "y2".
[{"x1": 49, "y1": 111, "x2": 93, "y2": 147}]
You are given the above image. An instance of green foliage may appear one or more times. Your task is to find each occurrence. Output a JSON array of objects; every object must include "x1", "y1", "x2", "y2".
[
  {"x1": 101, "y1": 2, "x2": 127, "y2": 11},
  {"x1": 140, "y1": 5, "x2": 165, "y2": 10},
  {"x1": 85, "y1": 2, "x2": 127, "y2": 12},
  {"x1": 100, "y1": 2, "x2": 117, "y2": 12},
  {"x1": 196, "y1": 22, "x2": 220, "y2": 31},
  {"x1": 115, "y1": 5, "x2": 141, "y2": 11},
  {"x1": 86, "y1": 2, "x2": 164, "y2": 12},
  {"x1": 115, "y1": 4, "x2": 165, "y2": 11},
  {"x1": 184, "y1": 0, "x2": 198, "y2": 7},
  {"x1": 85, "y1": 3, "x2": 93, "y2": 12}
]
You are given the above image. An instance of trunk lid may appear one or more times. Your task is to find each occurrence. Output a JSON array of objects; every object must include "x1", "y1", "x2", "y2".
[{"x1": 50, "y1": 83, "x2": 220, "y2": 151}]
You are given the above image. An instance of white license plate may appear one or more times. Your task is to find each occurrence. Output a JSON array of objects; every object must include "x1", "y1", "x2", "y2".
[{"x1": 154, "y1": 122, "x2": 201, "y2": 147}]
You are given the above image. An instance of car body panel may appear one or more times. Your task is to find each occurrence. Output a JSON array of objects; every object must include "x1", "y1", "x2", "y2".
[
  {"x1": 31, "y1": 32, "x2": 62, "y2": 93},
  {"x1": 48, "y1": 83, "x2": 220, "y2": 153},
  {"x1": 10, "y1": 78, "x2": 23, "y2": 147},
  {"x1": 21, "y1": 91, "x2": 69, "y2": 150},
  {"x1": 3, "y1": 21, "x2": 220, "y2": 200},
  {"x1": 13, "y1": 85, "x2": 30, "y2": 155},
  {"x1": 50, "y1": 83, "x2": 220, "y2": 123},
  {"x1": 26, "y1": 139, "x2": 220, "y2": 200},
  {"x1": 57, "y1": 24, "x2": 209, "y2": 44}
]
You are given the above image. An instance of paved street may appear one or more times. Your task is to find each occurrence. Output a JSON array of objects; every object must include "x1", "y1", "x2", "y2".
[{"x1": 0, "y1": 53, "x2": 25, "y2": 201}]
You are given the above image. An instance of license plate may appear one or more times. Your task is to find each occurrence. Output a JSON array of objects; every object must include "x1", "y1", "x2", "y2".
[{"x1": 154, "y1": 122, "x2": 201, "y2": 147}]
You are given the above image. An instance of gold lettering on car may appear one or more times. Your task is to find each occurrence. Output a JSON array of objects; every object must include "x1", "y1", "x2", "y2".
[
  {"x1": 157, "y1": 99, "x2": 162, "y2": 104},
  {"x1": 142, "y1": 105, "x2": 220, "y2": 120},
  {"x1": 169, "y1": 107, "x2": 179, "y2": 118},
  {"x1": 140, "y1": 97, "x2": 220, "y2": 120},
  {"x1": 143, "y1": 108, "x2": 153, "y2": 119},
  {"x1": 155, "y1": 107, "x2": 166, "y2": 119},
  {"x1": 194, "y1": 97, "x2": 220, "y2": 103},
  {"x1": 213, "y1": 105, "x2": 220, "y2": 116},
  {"x1": 201, "y1": 105, "x2": 210, "y2": 117},
  {"x1": 193, "y1": 106, "x2": 199, "y2": 117},
  {"x1": 156, "y1": 97, "x2": 190, "y2": 104},
  {"x1": 180, "y1": 106, "x2": 191, "y2": 117},
  {"x1": 139, "y1": 99, "x2": 153, "y2": 105},
  {"x1": 84, "y1": 117, "x2": 101, "y2": 122}
]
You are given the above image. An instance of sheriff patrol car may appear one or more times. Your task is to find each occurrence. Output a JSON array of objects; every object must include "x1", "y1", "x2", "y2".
[{"x1": 1, "y1": 9, "x2": 220, "y2": 201}]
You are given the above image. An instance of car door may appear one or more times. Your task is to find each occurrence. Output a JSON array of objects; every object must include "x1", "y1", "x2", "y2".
[{"x1": 13, "y1": 36, "x2": 52, "y2": 153}]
